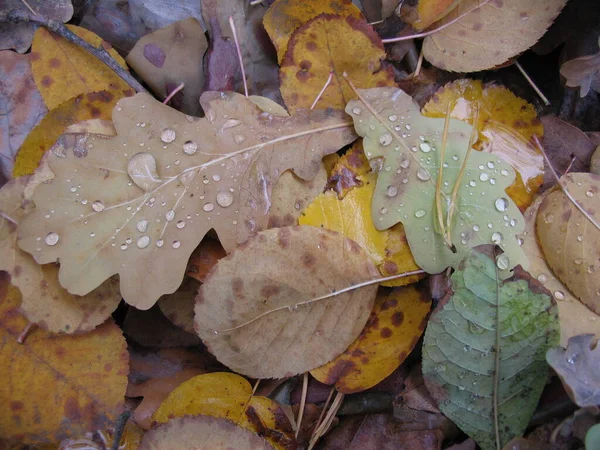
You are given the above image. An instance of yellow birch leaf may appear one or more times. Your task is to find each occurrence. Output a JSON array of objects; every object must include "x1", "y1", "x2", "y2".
[
  {"x1": 279, "y1": 14, "x2": 395, "y2": 113},
  {"x1": 401, "y1": 0, "x2": 465, "y2": 31},
  {"x1": 30, "y1": 26, "x2": 133, "y2": 111},
  {"x1": 13, "y1": 91, "x2": 123, "y2": 177},
  {"x1": 311, "y1": 285, "x2": 431, "y2": 393},
  {"x1": 0, "y1": 282, "x2": 128, "y2": 446},
  {"x1": 263, "y1": 0, "x2": 363, "y2": 64},
  {"x1": 380, "y1": 223, "x2": 425, "y2": 287},
  {"x1": 422, "y1": 79, "x2": 544, "y2": 210},
  {"x1": 151, "y1": 372, "x2": 294, "y2": 450}
]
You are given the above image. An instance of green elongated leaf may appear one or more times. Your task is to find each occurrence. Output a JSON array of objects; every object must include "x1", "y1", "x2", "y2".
[
  {"x1": 345, "y1": 87, "x2": 527, "y2": 277},
  {"x1": 422, "y1": 248, "x2": 559, "y2": 450}
]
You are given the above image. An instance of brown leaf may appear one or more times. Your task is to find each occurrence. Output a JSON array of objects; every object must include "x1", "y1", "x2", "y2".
[
  {"x1": 195, "y1": 226, "x2": 380, "y2": 379},
  {"x1": 560, "y1": 49, "x2": 600, "y2": 97},
  {"x1": 157, "y1": 276, "x2": 199, "y2": 334},
  {"x1": 16, "y1": 92, "x2": 355, "y2": 309},
  {"x1": 395, "y1": 364, "x2": 440, "y2": 414},
  {"x1": 186, "y1": 237, "x2": 227, "y2": 282}
]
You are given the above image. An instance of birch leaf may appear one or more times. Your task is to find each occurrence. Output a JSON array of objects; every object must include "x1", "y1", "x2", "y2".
[
  {"x1": 346, "y1": 87, "x2": 527, "y2": 277},
  {"x1": 16, "y1": 92, "x2": 355, "y2": 309},
  {"x1": 195, "y1": 226, "x2": 379, "y2": 379},
  {"x1": 422, "y1": 248, "x2": 559, "y2": 450}
]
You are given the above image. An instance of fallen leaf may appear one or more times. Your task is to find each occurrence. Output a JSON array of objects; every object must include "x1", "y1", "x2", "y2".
[
  {"x1": 395, "y1": 364, "x2": 440, "y2": 413},
  {"x1": 202, "y1": 18, "x2": 238, "y2": 92},
  {"x1": 0, "y1": 51, "x2": 47, "y2": 180},
  {"x1": 422, "y1": 248, "x2": 559, "y2": 450},
  {"x1": 126, "y1": 18, "x2": 207, "y2": 116},
  {"x1": 422, "y1": 79, "x2": 544, "y2": 210},
  {"x1": 593, "y1": 146, "x2": 600, "y2": 175},
  {"x1": 186, "y1": 237, "x2": 227, "y2": 282},
  {"x1": 263, "y1": 0, "x2": 363, "y2": 64},
  {"x1": 536, "y1": 173, "x2": 600, "y2": 315},
  {"x1": 0, "y1": 282, "x2": 128, "y2": 446},
  {"x1": 13, "y1": 92, "x2": 124, "y2": 177},
  {"x1": 30, "y1": 26, "x2": 133, "y2": 111},
  {"x1": 422, "y1": 0, "x2": 567, "y2": 72},
  {"x1": 16, "y1": 92, "x2": 355, "y2": 308},
  {"x1": 379, "y1": 223, "x2": 425, "y2": 287},
  {"x1": 586, "y1": 423, "x2": 600, "y2": 450},
  {"x1": 0, "y1": 0, "x2": 73, "y2": 53},
  {"x1": 151, "y1": 372, "x2": 295, "y2": 449},
  {"x1": 560, "y1": 45, "x2": 600, "y2": 97},
  {"x1": 360, "y1": 0, "x2": 401, "y2": 22},
  {"x1": 279, "y1": 14, "x2": 395, "y2": 113},
  {"x1": 311, "y1": 285, "x2": 431, "y2": 393},
  {"x1": 139, "y1": 415, "x2": 275, "y2": 450},
  {"x1": 157, "y1": 277, "x2": 199, "y2": 334},
  {"x1": 347, "y1": 87, "x2": 527, "y2": 277},
  {"x1": 401, "y1": 0, "x2": 464, "y2": 30},
  {"x1": 546, "y1": 334, "x2": 600, "y2": 407},
  {"x1": 327, "y1": 140, "x2": 371, "y2": 199},
  {"x1": 0, "y1": 176, "x2": 121, "y2": 333},
  {"x1": 195, "y1": 226, "x2": 379, "y2": 378},
  {"x1": 519, "y1": 189, "x2": 600, "y2": 345},
  {"x1": 57, "y1": 421, "x2": 145, "y2": 450}
]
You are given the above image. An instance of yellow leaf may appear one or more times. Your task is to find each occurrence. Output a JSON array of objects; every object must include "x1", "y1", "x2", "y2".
[
  {"x1": 280, "y1": 14, "x2": 395, "y2": 113},
  {"x1": 263, "y1": 0, "x2": 363, "y2": 64},
  {"x1": 311, "y1": 285, "x2": 431, "y2": 393},
  {"x1": 30, "y1": 26, "x2": 133, "y2": 111},
  {"x1": 152, "y1": 372, "x2": 294, "y2": 450},
  {"x1": 401, "y1": 0, "x2": 465, "y2": 30},
  {"x1": 422, "y1": 79, "x2": 544, "y2": 210},
  {"x1": 379, "y1": 223, "x2": 425, "y2": 287},
  {"x1": 327, "y1": 140, "x2": 372, "y2": 199}
]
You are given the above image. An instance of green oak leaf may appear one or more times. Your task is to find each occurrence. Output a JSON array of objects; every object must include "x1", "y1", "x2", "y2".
[
  {"x1": 422, "y1": 248, "x2": 559, "y2": 450},
  {"x1": 345, "y1": 87, "x2": 527, "y2": 277}
]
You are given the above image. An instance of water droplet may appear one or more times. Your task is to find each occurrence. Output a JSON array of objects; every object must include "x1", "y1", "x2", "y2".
[
  {"x1": 405, "y1": 124, "x2": 411, "y2": 130},
  {"x1": 161, "y1": 128, "x2": 176, "y2": 143},
  {"x1": 166, "y1": 210, "x2": 175, "y2": 222},
  {"x1": 419, "y1": 142, "x2": 431, "y2": 153},
  {"x1": 577, "y1": 235, "x2": 584, "y2": 242},
  {"x1": 172, "y1": 240, "x2": 181, "y2": 249},
  {"x1": 92, "y1": 201, "x2": 105, "y2": 212},
  {"x1": 203, "y1": 203, "x2": 214, "y2": 212},
  {"x1": 479, "y1": 172, "x2": 489, "y2": 182},
  {"x1": 500, "y1": 169, "x2": 509, "y2": 176},
  {"x1": 379, "y1": 133, "x2": 393, "y2": 146},
  {"x1": 183, "y1": 140, "x2": 198, "y2": 155},
  {"x1": 212, "y1": 174, "x2": 221, "y2": 182},
  {"x1": 491, "y1": 232, "x2": 503, "y2": 244},
  {"x1": 537, "y1": 273, "x2": 548, "y2": 283},
  {"x1": 509, "y1": 219, "x2": 517, "y2": 227},
  {"x1": 45, "y1": 232, "x2": 59, "y2": 246},
  {"x1": 400, "y1": 159, "x2": 409, "y2": 169},
  {"x1": 496, "y1": 254, "x2": 510, "y2": 270},
  {"x1": 473, "y1": 225, "x2": 480, "y2": 232},
  {"x1": 415, "y1": 209, "x2": 426, "y2": 218},
  {"x1": 417, "y1": 168, "x2": 430, "y2": 181},
  {"x1": 469, "y1": 180, "x2": 476, "y2": 187},
  {"x1": 487, "y1": 162, "x2": 495, "y2": 169},
  {"x1": 120, "y1": 243, "x2": 128, "y2": 250},
  {"x1": 352, "y1": 107, "x2": 361, "y2": 115},
  {"x1": 566, "y1": 353, "x2": 578, "y2": 364},
  {"x1": 137, "y1": 235, "x2": 150, "y2": 249},
  {"x1": 176, "y1": 220, "x2": 186, "y2": 229},
  {"x1": 586, "y1": 190, "x2": 594, "y2": 198},
  {"x1": 156, "y1": 239, "x2": 164, "y2": 247},
  {"x1": 136, "y1": 219, "x2": 148, "y2": 233},
  {"x1": 90, "y1": 232, "x2": 96, "y2": 238},
  {"x1": 388, "y1": 114, "x2": 397, "y2": 122},
  {"x1": 386, "y1": 185, "x2": 398, "y2": 197},
  {"x1": 127, "y1": 152, "x2": 161, "y2": 192},
  {"x1": 234, "y1": 134, "x2": 245, "y2": 144},
  {"x1": 217, "y1": 191, "x2": 234, "y2": 207},
  {"x1": 544, "y1": 213, "x2": 554, "y2": 224},
  {"x1": 574, "y1": 258, "x2": 583, "y2": 265},
  {"x1": 125, "y1": 237, "x2": 132, "y2": 244},
  {"x1": 554, "y1": 291, "x2": 565, "y2": 301}
]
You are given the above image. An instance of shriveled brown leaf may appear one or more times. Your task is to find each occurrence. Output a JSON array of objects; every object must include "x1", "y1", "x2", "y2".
[
  {"x1": 157, "y1": 276, "x2": 199, "y2": 334},
  {"x1": 16, "y1": 92, "x2": 355, "y2": 309},
  {"x1": 195, "y1": 226, "x2": 380, "y2": 379}
]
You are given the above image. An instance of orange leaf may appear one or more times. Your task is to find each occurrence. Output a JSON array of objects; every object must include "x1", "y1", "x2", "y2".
[
  {"x1": 311, "y1": 285, "x2": 431, "y2": 393},
  {"x1": 401, "y1": 0, "x2": 465, "y2": 30},
  {"x1": 0, "y1": 282, "x2": 128, "y2": 446},
  {"x1": 279, "y1": 14, "x2": 395, "y2": 113},
  {"x1": 379, "y1": 223, "x2": 425, "y2": 287}
]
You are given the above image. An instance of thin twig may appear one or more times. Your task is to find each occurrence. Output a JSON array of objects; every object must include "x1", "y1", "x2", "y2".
[
  {"x1": 412, "y1": 45, "x2": 425, "y2": 78},
  {"x1": 229, "y1": 16, "x2": 248, "y2": 97},
  {"x1": 17, "y1": 323, "x2": 35, "y2": 344},
  {"x1": 563, "y1": 155, "x2": 577, "y2": 175},
  {"x1": 436, "y1": 104, "x2": 452, "y2": 250},
  {"x1": 19, "y1": 0, "x2": 37, "y2": 15},
  {"x1": 296, "y1": 373, "x2": 309, "y2": 438},
  {"x1": 0, "y1": 210, "x2": 18, "y2": 225},
  {"x1": 515, "y1": 61, "x2": 551, "y2": 106},
  {"x1": 310, "y1": 71, "x2": 334, "y2": 110},
  {"x1": 0, "y1": 10, "x2": 146, "y2": 93},
  {"x1": 250, "y1": 0, "x2": 263, "y2": 4},
  {"x1": 252, "y1": 379, "x2": 261, "y2": 395},
  {"x1": 110, "y1": 411, "x2": 131, "y2": 450},
  {"x1": 308, "y1": 391, "x2": 344, "y2": 450},
  {"x1": 163, "y1": 82, "x2": 185, "y2": 105},
  {"x1": 381, "y1": 0, "x2": 492, "y2": 43},
  {"x1": 313, "y1": 387, "x2": 335, "y2": 433}
]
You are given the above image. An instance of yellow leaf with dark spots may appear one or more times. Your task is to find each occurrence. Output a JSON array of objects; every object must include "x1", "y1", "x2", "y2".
[{"x1": 401, "y1": 0, "x2": 465, "y2": 30}]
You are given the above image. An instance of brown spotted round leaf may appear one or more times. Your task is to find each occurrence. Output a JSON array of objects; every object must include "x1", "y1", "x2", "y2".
[
  {"x1": 158, "y1": 276, "x2": 199, "y2": 334},
  {"x1": 195, "y1": 226, "x2": 380, "y2": 379}
]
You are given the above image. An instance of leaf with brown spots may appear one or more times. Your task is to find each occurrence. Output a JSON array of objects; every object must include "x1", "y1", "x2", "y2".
[
  {"x1": 12, "y1": 91, "x2": 124, "y2": 177},
  {"x1": 126, "y1": 18, "x2": 207, "y2": 116},
  {"x1": 157, "y1": 276, "x2": 199, "y2": 334},
  {"x1": 263, "y1": 0, "x2": 364, "y2": 64},
  {"x1": 31, "y1": 25, "x2": 133, "y2": 111},
  {"x1": 139, "y1": 415, "x2": 275, "y2": 450},
  {"x1": 311, "y1": 285, "x2": 431, "y2": 393},
  {"x1": 422, "y1": 79, "x2": 544, "y2": 210},
  {"x1": 401, "y1": 0, "x2": 465, "y2": 30},
  {"x1": 195, "y1": 226, "x2": 379, "y2": 378},
  {"x1": 536, "y1": 173, "x2": 600, "y2": 315},
  {"x1": 16, "y1": 92, "x2": 355, "y2": 309},
  {"x1": 327, "y1": 140, "x2": 371, "y2": 199},
  {"x1": 151, "y1": 372, "x2": 295, "y2": 450},
  {"x1": 0, "y1": 281, "x2": 128, "y2": 446},
  {"x1": 422, "y1": 0, "x2": 567, "y2": 72},
  {"x1": 280, "y1": 14, "x2": 395, "y2": 113},
  {"x1": 186, "y1": 237, "x2": 227, "y2": 283}
]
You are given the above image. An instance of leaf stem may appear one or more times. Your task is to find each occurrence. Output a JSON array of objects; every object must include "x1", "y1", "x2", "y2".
[
  {"x1": 17, "y1": 322, "x2": 35, "y2": 344},
  {"x1": 515, "y1": 61, "x2": 550, "y2": 106},
  {"x1": 163, "y1": 82, "x2": 185, "y2": 105},
  {"x1": 436, "y1": 104, "x2": 453, "y2": 251},
  {"x1": 308, "y1": 391, "x2": 344, "y2": 450},
  {"x1": 310, "y1": 71, "x2": 334, "y2": 110},
  {"x1": 296, "y1": 372, "x2": 308, "y2": 438},
  {"x1": 229, "y1": 16, "x2": 248, "y2": 97},
  {"x1": 0, "y1": 210, "x2": 18, "y2": 225}
]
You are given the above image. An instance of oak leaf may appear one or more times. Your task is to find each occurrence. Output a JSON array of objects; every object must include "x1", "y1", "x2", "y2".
[
  {"x1": 195, "y1": 226, "x2": 379, "y2": 378},
  {"x1": 16, "y1": 92, "x2": 355, "y2": 309},
  {"x1": 422, "y1": 0, "x2": 567, "y2": 72}
]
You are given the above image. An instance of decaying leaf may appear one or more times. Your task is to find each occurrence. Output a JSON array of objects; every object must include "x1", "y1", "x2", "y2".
[
  {"x1": 0, "y1": 282, "x2": 128, "y2": 445},
  {"x1": 536, "y1": 173, "x2": 600, "y2": 315},
  {"x1": 560, "y1": 42, "x2": 600, "y2": 97},
  {"x1": 422, "y1": 80, "x2": 544, "y2": 210},
  {"x1": 139, "y1": 415, "x2": 275, "y2": 450},
  {"x1": 126, "y1": 18, "x2": 207, "y2": 116},
  {"x1": 401, "y1": 0, "x2": 464, "y2": 30},
  {"x1": 31, "y1": 26, "x2": 133, "y2": 111},
  {"x1": 0, "y1": 51, "x2": 47, "y2": 180},
  {"x1": 186, "y1": 237, "x2": 227, "y2": 282},
  {"x1": 152, "y1": 372, "x2": 295, "y2": 449},
  {"x1": 311, "y1": 285, "x2": 431, "y2": 393},
  {"x1": 279, "y1": 14, "x2": 394, "y2": 113},
  {"x1": 327, "y1": 140, "x2": 371, "y2": 199},
  {"x1": 422, "y1": 249, "x2": 559, "y2": 450},
  {"x1": 16, "y1": 92, "x2": 355, "y2": 309},
  {"x1": 422, "y1": 0, "x2": 567, "y2": 72},
  {"x1": 195, "y1": 226, "x2": 379, "y2": 379},
  {"x1": 263, "y1": 0, "x2": 363, "y2": 64},
  {"x1": 157, "y1": 276, "x2": 199, "y2": 334},
  {"x1": 547, "y1": 334, "x2": 600, "y2": 407},
  {"x1": 346, "y1": 87, "x2": 527, "y2": 277}
]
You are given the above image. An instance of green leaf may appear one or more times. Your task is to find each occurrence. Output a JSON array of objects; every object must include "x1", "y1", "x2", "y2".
[
  {"x1": 345, "y1": 87, "x2": 527, "y2": 277},
  {"x1": 422, "y1": 248, "x2": 560, "y2": 450}
]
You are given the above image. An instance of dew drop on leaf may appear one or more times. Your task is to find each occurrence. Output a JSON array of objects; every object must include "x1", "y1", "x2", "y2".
[
  {"x1": 203, "y1": 203, "x2": 214, "y2": 212},
  {"x1": 420, "y1": 143, "x2": 431, "y2": 153},
  {"x1": 183, "y1": 140, "x2": 198, "y2": 155},
  {"x1": 172, "y1": 240, "x2": 181, "y2": 249},
  {"x1": 161, "y1": 128, "x2": 176, "y2": 143},
  {"x1": 92, "y1": 200, "x2": 105, "y2": 212},
  {"x1": 417, "y1": 168, "x2": 431, "y2": 181},
  {"x1": 415, "y1": 209, "x2": 426, "y2": 218},
  {"x1": 495, "y1": 198, "x2": 508, "y2": 212},
  {"x1": 165, "y1": 210, "x2": 175, "y2": 222},
  {"x1": 216, "y1": 191, "x2": 234, "y2": 207},
  {"x1": 127, "y1": 152, "x2": 161, "y2": 192},
  {"x1": 388, "y1": 114, "x2": 397, "y2": 122},
  {"x1": 491, "y1": 232, "x2": 503, "y2": 244},
  {"x1": 496, "y1": 254, "x2": 510, "y2": 270},
  {"x1": 176, "y1": 220, "x2": 185, "y2": 229},
  {"x1": 386, "y1": 185, "x2": 398, "y2": 197},
  {"x1": 136, "y1": 235, "x2": 150, "y2": 249},
  {"x1": 379, "y1": 133, "x2": 393, "y2": 146},
  {"x1": 554, "y1": 291, "x2": 565, "y2": 301},
  {"x1": 45, "y1": 232, "x2": 59, "y2": 246},
  {"x1": 352, "y1": 107, "x2": 361, "y2": 115},
  {"x1": 136, "y1": 219, "x2": 148, "y2": 233},
  {"x1": 544, "y1": 213, "x2": 554, "y2": 224}
]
